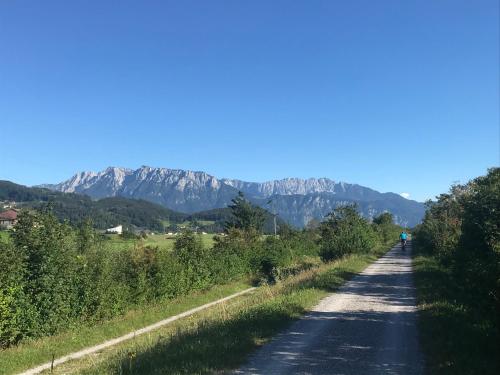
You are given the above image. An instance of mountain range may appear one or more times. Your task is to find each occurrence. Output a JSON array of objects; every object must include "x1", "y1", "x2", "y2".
[{"x1": 41, "y1": 166, "x2": 425, "y2": 227}]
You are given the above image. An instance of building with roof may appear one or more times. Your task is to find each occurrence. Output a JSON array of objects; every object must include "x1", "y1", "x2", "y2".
[
  {"x1": 0, "y1": 209, "x2": 18, "y2": 229},
  {"x1": 106, "y1": 225, "x2": 123, "y2": 234}
]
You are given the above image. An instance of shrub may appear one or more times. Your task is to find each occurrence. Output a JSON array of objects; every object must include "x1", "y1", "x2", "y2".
[
  {"x1": 0, "y1": 242, "x2": 35, "y2": 348},
  {"x1": 209, "y1": 228, "x2": 255, "y2": 283},
  {"x1": 319, "y1": 205, "x2": 377, "y2": 261},
  {"x1": 372, "y1": 212, "x2": 400, "y2": 246},
  {"x1": 252, "y1": 237, "x2": 293, "y2": 283},
  {"x1": 12, "y1": 210, "x2": 79, "y2": 336},
  {"x1": 173, "y1": 230, "x2": 211, "y2": 290}
]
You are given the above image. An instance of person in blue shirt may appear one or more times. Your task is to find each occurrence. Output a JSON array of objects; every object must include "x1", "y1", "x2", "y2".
[{"x1": 400, "y1": 231, "x2": 408, "y2": 249}]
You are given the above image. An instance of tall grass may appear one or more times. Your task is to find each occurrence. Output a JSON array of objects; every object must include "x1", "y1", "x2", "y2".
[{"x1": 413, "y1": 252, "x2": 499, "y2": 375}]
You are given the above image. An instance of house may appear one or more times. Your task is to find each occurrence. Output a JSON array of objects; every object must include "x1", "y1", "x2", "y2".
[
  {"x1": 0, "y1": 209, "x2": 18, "y2": 229},
  {"x1": 106, "y1": 225, "x2": 123, "y2": 234},
  {"x1": 1, "y1": 201, "x2": 16, "y2": 209}
]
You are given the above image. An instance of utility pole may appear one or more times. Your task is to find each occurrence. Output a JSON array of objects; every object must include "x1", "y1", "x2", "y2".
[{"x1": 267, "y1": 198, "x2": 277, "y2": 237}]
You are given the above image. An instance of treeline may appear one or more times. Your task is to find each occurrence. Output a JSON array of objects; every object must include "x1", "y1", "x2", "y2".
[
  {"x1": 182, "y1": 206, "x2": 287, "y2": 234},
  {"x1": 413, "y1": 167, "x2": 499, "y2": 373},
  {"x1": 0, "y1": 180, "x2": 281, "y2": 233},
  {"x1": 46, "y1": 196, "x2": 186, "y2": 232},
  {"x1": 0, "y1": 193, "x2": 401, "y2": 348},
  {"x1": 415, "y1": 167, "x2": 498, "y2": 313}
]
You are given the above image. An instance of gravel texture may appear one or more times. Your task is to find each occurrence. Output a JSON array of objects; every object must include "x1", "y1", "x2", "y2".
[{"x1": 234, "y1": 242, "x2": 424, "y2": 375}]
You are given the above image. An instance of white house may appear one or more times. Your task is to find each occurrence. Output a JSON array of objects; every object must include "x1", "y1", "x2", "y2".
[{"x1": 106, "y1": 225, "x2": 123, "y2": 234}]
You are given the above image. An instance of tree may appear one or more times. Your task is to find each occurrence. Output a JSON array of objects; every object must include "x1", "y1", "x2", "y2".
[
  {"x1": 12, "y1": 210, "x2": 79, "y2": 336},
  {"x1": 373, "y1": 212, "x2": 393, "y2": 225},
  {"x1": 173, "y1": 230, "x2": 210, "y2": 289},
  {"x1": 372, "y1": 212, "x2": 399, "y2": 245},
  {"x1": 319, "y1": 205, "x2": 377, "y2": 261},
  {"x1": 306, "y1": 218, "x2": 321, "y2": 230},
  {"x1": 225, "y1": 192, "x2": 266, "y2": 232}
]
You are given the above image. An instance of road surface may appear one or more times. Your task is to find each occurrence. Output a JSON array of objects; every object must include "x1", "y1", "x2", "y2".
[{"x1": 234, "y1": 242, "x2": 424, "y2": 375}]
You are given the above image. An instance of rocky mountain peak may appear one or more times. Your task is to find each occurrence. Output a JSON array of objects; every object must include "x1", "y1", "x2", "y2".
[{"x1": 42, "y1": 166, "x2": 425, "y2": 226}]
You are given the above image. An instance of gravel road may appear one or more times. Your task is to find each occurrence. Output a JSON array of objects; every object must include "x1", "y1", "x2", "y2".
[{"x1": 233, "y1": 242, "x2": 424, "y2": 375}]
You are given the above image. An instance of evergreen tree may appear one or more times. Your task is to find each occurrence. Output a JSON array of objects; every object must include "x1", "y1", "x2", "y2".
[{"x1": 225, "y1": 192, "x2": 266, "y2": 232}]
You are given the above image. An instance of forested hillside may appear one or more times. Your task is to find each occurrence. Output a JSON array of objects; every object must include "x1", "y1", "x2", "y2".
[
  {"x1": 0, "y1": 180, "x2": 187, "y2": 231},
  {"x1": 0, "y1": 181, "x2": 283, "y2": 234}
]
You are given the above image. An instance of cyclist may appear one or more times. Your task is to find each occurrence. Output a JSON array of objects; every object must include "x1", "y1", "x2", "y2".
[{"x1": 400, "y1": 231, "x2": 408, "y2": 250}]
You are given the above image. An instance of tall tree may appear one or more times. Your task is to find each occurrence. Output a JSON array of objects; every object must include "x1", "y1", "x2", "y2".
[
  {"x1": 225, "y1": 192, "x2": 266, "y2": 232},
  {"x1": 373, "y1": 212, "x2": 394, "y2": 225}
]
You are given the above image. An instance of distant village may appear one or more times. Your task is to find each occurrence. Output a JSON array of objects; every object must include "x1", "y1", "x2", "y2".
[{"x1": 0, "y1": 201, "x2": 218, "y2": 238}]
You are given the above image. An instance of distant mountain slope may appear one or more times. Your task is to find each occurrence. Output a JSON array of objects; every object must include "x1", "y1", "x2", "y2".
[
  {"x1": 0, "y1": 180, "x2": 187, "y2": 231},
  {"x1": 41, "y1": 166, "x2": 426, "y2": 227},
  {"x1": 253, "y1": 193, "x2": 425, "y2": 227},
  {"x1": 0, "y1": 181, "x2": 284, "y2": 234}
]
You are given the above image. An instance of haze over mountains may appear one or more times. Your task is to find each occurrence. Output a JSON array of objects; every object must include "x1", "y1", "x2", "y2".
[{"x1": 42, "y1": 166, "x2": 425, "y2": 227}]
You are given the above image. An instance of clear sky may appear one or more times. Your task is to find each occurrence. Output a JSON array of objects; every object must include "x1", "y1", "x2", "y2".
[{"x1": 0, "y1": 0, "x2": 498, "y2": 202}]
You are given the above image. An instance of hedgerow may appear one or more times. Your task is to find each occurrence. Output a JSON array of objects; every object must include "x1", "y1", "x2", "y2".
[{"x1": 0, "y1": 194, "x2": 400, "y2": 347}]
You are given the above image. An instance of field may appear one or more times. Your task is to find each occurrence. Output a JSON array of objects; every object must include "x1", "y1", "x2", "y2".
[
  {"x1": 0, "y1": 230, "x2": 10, "y2": 243},
  {"x1": 104, "y1": 232, "x2": 215, "y2": 251},
  {"x1": 0, "y1": 230, "x2": 215, "y2": 251},
  {"x1": 161, "y1": 220, "x2": 216, "y2": 228}
]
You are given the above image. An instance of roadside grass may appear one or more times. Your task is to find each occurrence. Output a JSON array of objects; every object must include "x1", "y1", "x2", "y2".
[
  {"x1": 0, "y1": 281, "x2": 250, "y2": 375},
  {"x1": 59, "y1": 248, "x2": 389, "y2": 375},
  {"x1": 413, "y1": 252, "x2": 499, "y2": 375}
]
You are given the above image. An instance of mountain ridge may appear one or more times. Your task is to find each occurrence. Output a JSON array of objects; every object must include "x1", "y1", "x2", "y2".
[{"x1": 40, "y1": 166, "x2": 425, "y2": 227}]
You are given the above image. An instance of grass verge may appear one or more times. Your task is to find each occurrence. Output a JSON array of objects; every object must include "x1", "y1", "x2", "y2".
[
  {"x1": 0, "y1": 281, "x2": 250, "y2": 375},
  {"x1": 59, "y1": 248, "x2": 388, "y2": 375},
  {"x1": 413, "y1": 251, "x2": 499, "y2": 375}
]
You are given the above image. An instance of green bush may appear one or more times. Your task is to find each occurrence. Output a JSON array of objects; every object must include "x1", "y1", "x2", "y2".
[
  {"x1": 12, "y1": 211, "x2": 79, "y2": 336},
  {"x1": 253, "y1": 237, "x2": 293, "y2": 282},
  {"x1": 372, "y1": 212, "x2": 401, "y2": 246},
  {"x1": 173, "y1": 230, "x2": 212, "y2": 290},
  {"x1": 154, "y1": 250, "x2": 189, "y2": 299},
  {"x1": 0, "y1": 242, "x2": 35, "y2": 348},
  {"x1": 209, "y1": 228, "x2": 255, "y2": 283},
  {"x1": 0, "y1": 201, "x2": 395, "y2": 348},
  {"x1": 413, "y1": 167, "x2": 499, "y2": 375},
  {"x1": 319, "y1": 205, "x2": 377, "y2": 261}
]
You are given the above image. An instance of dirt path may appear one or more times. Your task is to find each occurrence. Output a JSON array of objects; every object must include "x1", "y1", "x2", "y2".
[
  {"x1": 233, "y1": 243, "x2": 424, "y2": 375},
  {"x1": 17, "y1": 287, "x2": 256, "y2": 375}
]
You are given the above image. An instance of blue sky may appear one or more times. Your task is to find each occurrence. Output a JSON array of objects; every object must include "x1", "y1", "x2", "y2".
[{"x1": 0, "y1": 0, "x2": 498, "y2": 202}]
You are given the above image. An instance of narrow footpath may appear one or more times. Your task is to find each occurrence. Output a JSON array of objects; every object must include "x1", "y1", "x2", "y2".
[{"x1": 234, "y1": 242, "x2": 424, "y2": 375}]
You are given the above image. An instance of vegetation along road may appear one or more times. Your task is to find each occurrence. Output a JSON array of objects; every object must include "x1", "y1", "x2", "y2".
[
  {"x1": 234, "y1": 242, "x2": 423, "y2": 375},
  {"x1": 17, "y1": 288, "x2": 256, "y2": 375}
]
